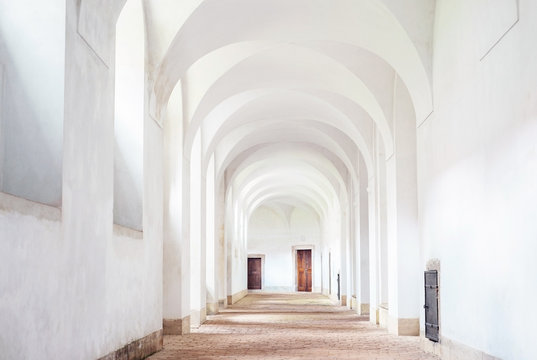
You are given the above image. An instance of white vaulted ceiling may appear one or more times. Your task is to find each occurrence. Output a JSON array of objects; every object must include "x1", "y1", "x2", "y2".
[{"x1": 142, "y1": 0, "x2": 434, "y2": 224}]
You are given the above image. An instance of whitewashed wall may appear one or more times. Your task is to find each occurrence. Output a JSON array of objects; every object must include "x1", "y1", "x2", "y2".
[
  {"x1": 0, "y1": 194, "x2": 62, "y2": 359},
  {"x1": 248, "y1": 205, "x2": 322, "y2": 292},
  {"x1": 0, "y1": 0, "x2": 163, "y2": 358},
  {"x1": 419, "y1": 1, "x2": 537, "y2": 359},
  {"x1": 0, "y1": 193, "x2": 162, "y2": 360}
]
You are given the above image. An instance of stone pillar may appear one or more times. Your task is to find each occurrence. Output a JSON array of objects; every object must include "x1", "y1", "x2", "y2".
[
  {"x1": 358, "y1": 156, "x2": 370, "y2": 315},
  {"x1": 339, "y1": 207, "x2": 349, "y2": 307},
  {"x1": 189, "y1": 132, "x2": 206, "y2": 327},
  {"x1": 369, "y1": 125, "x2": 389, "y2": 325},
  {"x1": 225, "y1": 188, "x2": 234, "y2": 303},
  {"x1": 216, "y1": 178, "x2": 228, "y2": 308},
  {"x1": 386, "y1": 76, "x2": 420, "y2": 336},
  {"x1": 353, "y1": 155, "x2": 370, "y2": 316},
  {"x1": 206, "y1": 155, "x2": 219, "y2": 315},
  {"x1": 163, "y1": 83, "x2": 190, "y2": 335}
]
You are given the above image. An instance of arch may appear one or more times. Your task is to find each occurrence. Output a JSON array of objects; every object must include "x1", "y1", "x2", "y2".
[
  {"x1": 184, "y1": 45, "x2": 393, "y2": 158},
  {"x1": 154, "y1": 0, "x2": 432, "y2": 123},
  {"x1": 213, "y1": 121, "x2": 363, "y2": 187},
  {"x1": 197, "y1": 89, "x2": 376, "y2": 174},
  {"x1": 228, "y1": 144, "x2": 348, "y2": 203}
]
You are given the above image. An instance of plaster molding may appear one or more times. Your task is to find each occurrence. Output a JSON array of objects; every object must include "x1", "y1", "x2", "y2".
[
  {"x1": 479, "y1": 0, "x2": 519, "y2": 61},
  {"x1": 77, "y1": 0, "x2": 126, "y2": 67}
]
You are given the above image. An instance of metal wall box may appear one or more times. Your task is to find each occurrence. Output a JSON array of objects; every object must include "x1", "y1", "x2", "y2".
[{"x1": 424, "y1": 270, "x2": 439, "y2": 342}]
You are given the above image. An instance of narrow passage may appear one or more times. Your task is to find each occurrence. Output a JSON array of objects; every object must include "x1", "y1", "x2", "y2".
[{"x1": 149, "y1": 293, "x2": 440, "y2": 360}]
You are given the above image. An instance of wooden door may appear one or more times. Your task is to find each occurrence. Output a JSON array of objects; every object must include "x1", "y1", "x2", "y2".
[
  {"x1": 297, "y1": 250, "x2": 312, "y2": 292},
  {"x1": 248, "y1": 258, "x2": 262, "y2": 290}
]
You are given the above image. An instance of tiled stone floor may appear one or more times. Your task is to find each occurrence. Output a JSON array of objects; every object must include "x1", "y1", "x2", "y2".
[{"x1": 148, "y1": 293, "x2": 440, "y2": 360}]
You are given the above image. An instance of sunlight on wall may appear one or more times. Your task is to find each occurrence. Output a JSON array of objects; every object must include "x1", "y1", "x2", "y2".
[{"x1": 114, "y1": 0, "x2": 144, "y2": 230}]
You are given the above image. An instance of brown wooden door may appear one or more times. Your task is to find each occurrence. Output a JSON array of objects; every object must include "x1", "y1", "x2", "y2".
[
  {"x1": 297, "y1": 250, "x2": 312, "y2": 292},
  {"x1": 248, "y1": 258, "x2": 262, "y2": 290}
]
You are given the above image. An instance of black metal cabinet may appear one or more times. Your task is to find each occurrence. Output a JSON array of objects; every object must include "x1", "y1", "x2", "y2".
[{"x1": 424, "y1": 270, "x2": 439, "y2": 342}]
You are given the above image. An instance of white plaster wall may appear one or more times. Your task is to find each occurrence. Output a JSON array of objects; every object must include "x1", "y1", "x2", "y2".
[
  {"x1": 0, "y1": 1, "x2": 166, "y2": 358},
  {"x1": 0, "y1": 194, "x2": 63, "y2": 359},
  {"x1": 0, "y1": 193, "x2": 162, "y2": 360},
  {"x1": 103, "y1": 225, "x2": 161, "y2": 355},
  {"x1": 248, "y1": 205, "x2": 322, "y2": 292},
  {"x1": 0, "y1": 0, "x2": 65, "y2": 206},
  {"x1": 418, "y1": 1, "x2": 537, "y2": 358}
]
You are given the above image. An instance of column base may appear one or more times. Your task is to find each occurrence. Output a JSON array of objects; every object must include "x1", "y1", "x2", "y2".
[
  {"x1": 358, "y1": 303, "x2": 370, "y2": 316},
  {"x1": 163, "y1": 315, "x2": 190, "y2": 335},
  {"x1": 370, "y1": 307, "x2": 379, "y2": 324},
  {"x1": 191, "y1": 307, "x2": 207, "y2": 328},
  {"x1": 98, "y1": 329, "x2": 162, "y2": 360},
  {"x1": 340, "y1": 295, "x2": 347, "y2": 306},
  {"x1": 350, "y1": 296, "x2": 357, "y2": 310},
  {"x1": 379, "y1": 303, "x2": 389, "y2": 328},
  {"x1": 207, "y1": 301, "x2": 219, "y2": 315},
  {"x1": 227, "y1": 289, "x2": 248, "y2": 305},
  {"x1": 200, "y1": 307, "x2": 207, "y2": 324},
  {"x1": 388, "y1": 316, "x2": 419, "y2": 336}
]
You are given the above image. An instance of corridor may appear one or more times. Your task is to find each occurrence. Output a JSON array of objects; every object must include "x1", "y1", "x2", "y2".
[
  {"x1": 2, "y1": 1, "x2": 536, "y2": 359},
  {"x1": 149, "y1": 293, "x2": 439, "y2": 360}
]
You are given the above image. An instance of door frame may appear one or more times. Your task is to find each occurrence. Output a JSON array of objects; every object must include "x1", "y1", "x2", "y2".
[
  {"x1": 292, "y1": 245, "x2": 315, "y2": 292},
  {"x1": 247, "y1": 254, "x2": 265, "y2": 291}
]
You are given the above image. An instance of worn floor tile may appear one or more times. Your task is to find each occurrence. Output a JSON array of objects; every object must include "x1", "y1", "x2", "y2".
[{"x1": 148, "y1": 293, "x2": 439, "y2": 360}]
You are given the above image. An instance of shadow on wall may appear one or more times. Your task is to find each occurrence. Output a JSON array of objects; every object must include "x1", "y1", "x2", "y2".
[
  {"x1": 0, "y1": 29, "x2": 63, "y2": 206},
  {"x1": 114, "y1": 144, "x2": 143, "y2": 230}
]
